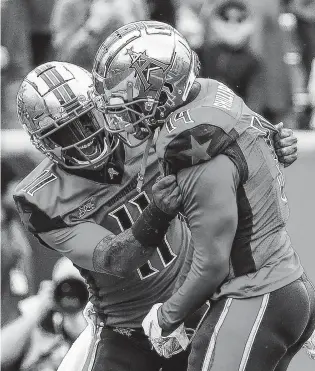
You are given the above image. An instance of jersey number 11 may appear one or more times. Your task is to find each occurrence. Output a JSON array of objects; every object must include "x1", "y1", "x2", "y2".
[{"x1": 109, "y1": 191, "x2": 177, "y2": 280}]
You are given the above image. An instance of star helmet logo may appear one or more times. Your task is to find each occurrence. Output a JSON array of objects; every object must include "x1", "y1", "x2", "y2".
[{"x1": 126, "y1": 47, "x2": 170, "y2": 92}]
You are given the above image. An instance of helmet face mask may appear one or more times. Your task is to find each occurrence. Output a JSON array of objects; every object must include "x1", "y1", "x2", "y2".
[
  {"x1": 38, "y1": 108, "x2": 106, "y2": 165},
  {"x1": 17, "y1": 62, "x2": 119, "y2": 170},
  {"x1": 101, "y1": 96, "x2": 157, "y2": 147},
  {"x1": 93, "y1": 21, "x2": 198, "y2": 148}
]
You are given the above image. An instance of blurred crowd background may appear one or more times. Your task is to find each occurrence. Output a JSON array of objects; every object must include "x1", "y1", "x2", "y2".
[
  {"x1": 1, "y1": 1, "x2": 315, "y2": 371},
  {"x1": 2, "y1": 0, "x2": 315, "y2": 131}
]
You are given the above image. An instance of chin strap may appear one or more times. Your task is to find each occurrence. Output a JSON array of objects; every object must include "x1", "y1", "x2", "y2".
[
  {"x1": 137, "y1": 134, "x2": 154, "y2": 192},
  {"x1": 153, "y1": 127, "x2": 165, "y2": 177},
  {"x1": 137, "y1": 127, "x2": 162, "y2": 192}
]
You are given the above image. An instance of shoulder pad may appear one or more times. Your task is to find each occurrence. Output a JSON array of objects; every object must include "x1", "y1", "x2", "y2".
[
  {"x1": 14, "y1": 194, "x2": 67, "y2": 234},
  {"x1": 14, "y1": 159, "x2": 61, "y2": 233},
  {"x1": 14, "y1": 159, "x2": 101, "y2": 233},
  {"x1": 156, "y1": 105, "x2": 240, "y2": 174}
]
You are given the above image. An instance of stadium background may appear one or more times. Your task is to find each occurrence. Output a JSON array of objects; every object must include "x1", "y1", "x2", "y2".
[{"x1": 1, "y1": 0, "x2": 315, "y2": 370}]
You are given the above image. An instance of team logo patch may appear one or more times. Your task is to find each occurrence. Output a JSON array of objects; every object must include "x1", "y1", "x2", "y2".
[
  {"x1": 105, "y1": 163, "x2": 123, "y2": 184},
  {"x1": 108, "y1": 167, "x2": 119, "y2": 180},
  {"x1": 71, "y1": 197, "x2": 96, "y2": 220}
]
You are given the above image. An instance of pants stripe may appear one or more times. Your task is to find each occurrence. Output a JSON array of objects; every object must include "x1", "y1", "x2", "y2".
[
  {"x1": 82, "y1": 325, "x2": 103, "y2": 371},
  {"x1": 201, "y1": 298, "x2": 233, "y2": 371},
  {"x1": 238, "y1": 293, "x2": 270, "y2": 371}
]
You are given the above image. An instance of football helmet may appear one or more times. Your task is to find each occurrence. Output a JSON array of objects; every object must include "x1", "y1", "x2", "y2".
[
  {"x1": 17, "y1": 61, "x2": 119, "y2": 170},
  {"x1": 92, "y1": 21, "x2": 200, "y2": 147}
]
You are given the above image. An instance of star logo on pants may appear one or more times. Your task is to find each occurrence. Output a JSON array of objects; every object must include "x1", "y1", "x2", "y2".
[{"x1": 181, "y1": 135, "x2": 212, "y2": 165}]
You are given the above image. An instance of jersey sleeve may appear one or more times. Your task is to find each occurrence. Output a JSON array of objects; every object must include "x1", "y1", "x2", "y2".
[
  {"x1": 13, "y1": 194, "x2": 67, "y2": 234},
  {"x1": 14, "y1": 193, "x2": 158, "y2": 278},
  {"x1": 38, "y1": 222, "x2": 111, "y2": 272},
  {"x1": 158, "y1": 155, "x2": 239, "y2": 330},
  {"x1": 156, "y1": 108, "x2": 240, "y2": 176},
  {"x1": 14, "y1": 191, "x2": 117, "y2": 273}
]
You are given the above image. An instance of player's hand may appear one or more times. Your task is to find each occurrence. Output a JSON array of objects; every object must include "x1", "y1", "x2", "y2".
[
  {"x1": 274, "y1": 122, "x2": 298, "y2": 167},
  {"x1": 152, "y1": 175, "x2": 182, "y2": 216},
  {"x1": 142, "y1": 304, "x2": 190, "y2": 358},
  {"x1": 303, "y1": 329, "x2": 315, "y2": 360}
]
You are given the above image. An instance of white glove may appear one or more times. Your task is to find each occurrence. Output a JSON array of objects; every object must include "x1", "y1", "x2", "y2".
[
  {"x1": 303, "y1": 329, "x2": 315, "y2": 360},
  {"x1": 142, "y1": 303, "x2": 190, "y2": 358}
]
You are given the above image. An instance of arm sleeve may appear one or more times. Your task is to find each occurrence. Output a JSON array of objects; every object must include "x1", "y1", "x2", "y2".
[
  {"x1": 172, "y1": 239, "x2": 194, "y2": 293},
  {"x1": 159, "y1": 155, "x2": 239, "y2": 330},
  {"x1": 38, "y1": 222, "x2": 156, "y2": 277},
  {"x1": 38, "y1": 222, "x2": 111, "y2": 270}
]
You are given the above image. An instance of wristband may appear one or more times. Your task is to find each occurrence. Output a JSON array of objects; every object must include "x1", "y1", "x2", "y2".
[{"x1": 132, "y1": 202, "x2": 174, "y2": 247}]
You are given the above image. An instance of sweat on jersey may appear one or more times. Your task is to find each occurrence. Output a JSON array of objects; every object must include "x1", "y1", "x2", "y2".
[{"x1": 14, "y1": 142, "x2": 191, "y2": 328}]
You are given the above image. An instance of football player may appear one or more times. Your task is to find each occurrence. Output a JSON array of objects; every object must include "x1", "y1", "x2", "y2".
[
  {"x1": 91, "y1": 21, "x2": 315, "y2": 370},
  {"x1": 14, "y1": 61, "x2": 296, "y2": 371},
  {"x1": 14, "y1": 61, "x2": 190, "y2": 371}
]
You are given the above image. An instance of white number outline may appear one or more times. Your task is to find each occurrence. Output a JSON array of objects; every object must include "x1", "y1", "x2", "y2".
[
  {"x1": 109, "y1": 191, "x2": 177, "y2": 280},
  {"x1": 22, "y1": 170, "x2": 57, "y2": 196}
]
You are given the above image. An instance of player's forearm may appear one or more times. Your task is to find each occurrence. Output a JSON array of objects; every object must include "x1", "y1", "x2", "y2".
[
  {"x1": 92, "y1": 228, "x2": 155, "y2": 276},
  {"x1": 172, "y1": 239, "x2": 194, "y2": 293},
  {"x1": 93, "y1": 202, "x2": 174, "y2": 276},
  {"x1": 158, "y1": 259, "x2": 229, "y2": 331}
]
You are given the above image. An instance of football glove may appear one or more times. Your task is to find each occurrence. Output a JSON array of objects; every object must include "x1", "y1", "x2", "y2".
[
  {"x1": 142, "y1": 303, "x2": 190, "y2": 358},
  {"x1": 303, "y1": 329, "x2": 315, "y2": 360}
]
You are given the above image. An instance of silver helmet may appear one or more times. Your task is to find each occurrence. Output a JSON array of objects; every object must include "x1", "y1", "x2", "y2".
[
  {"x1": 92, "y1": 21, "x2": 200, "y2": 147},
  {"x1": 17, "y1": 61, "x2": 119, "y2": 169}
]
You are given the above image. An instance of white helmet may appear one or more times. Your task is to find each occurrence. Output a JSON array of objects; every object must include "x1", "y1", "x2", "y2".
[
  {"x1": 92, "y1": 21, "x2": 200, "y2": 147},
  {"x1": 17, "y1": 61, "x2": 119, "y2": 169}
]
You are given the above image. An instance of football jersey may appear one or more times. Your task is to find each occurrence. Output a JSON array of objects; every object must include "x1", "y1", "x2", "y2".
[
  {"x1": 155, "y1": 78, "x2": 303, "y2": 299},
  {"x1": 14, "y1": 142, "x2": 190, "y2": 328}
]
